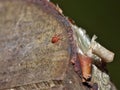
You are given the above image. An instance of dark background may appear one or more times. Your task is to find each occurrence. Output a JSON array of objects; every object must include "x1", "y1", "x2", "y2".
[{"x1": 51, "y1": 0, "x2": 120, "y2": 89}]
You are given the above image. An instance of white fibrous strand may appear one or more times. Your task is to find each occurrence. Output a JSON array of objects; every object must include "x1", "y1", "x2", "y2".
[
  {"x1": 90, "y1": 35, "x2": 114, "y2": 62},
  {"x1": 72, "y1": 25, "x2": 114, "y2": 63}
]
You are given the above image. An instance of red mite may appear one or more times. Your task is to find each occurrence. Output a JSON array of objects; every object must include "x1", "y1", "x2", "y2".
[{"x1": 51, "y1": 34, "x2": 61, "y2": 43}]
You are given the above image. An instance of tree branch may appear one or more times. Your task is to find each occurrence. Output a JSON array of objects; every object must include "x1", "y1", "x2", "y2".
[{"x1": 0, "y1": 0, "x2": 117, "y2": 90}]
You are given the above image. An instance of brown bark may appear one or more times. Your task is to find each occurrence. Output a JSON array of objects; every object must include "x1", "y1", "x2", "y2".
[{"x1": 0, "y1": 0, "x2": 117, "y2": 90}]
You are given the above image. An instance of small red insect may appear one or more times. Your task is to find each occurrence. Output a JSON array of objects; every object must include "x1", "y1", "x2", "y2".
[{"x1": 51, "y1": 34, "x2": 61, "y2": 43}]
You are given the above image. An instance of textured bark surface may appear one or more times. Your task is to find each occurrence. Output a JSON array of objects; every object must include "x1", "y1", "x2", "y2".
[{"x1": 0, "y1": 0, "x2": 117, "y2": 90}]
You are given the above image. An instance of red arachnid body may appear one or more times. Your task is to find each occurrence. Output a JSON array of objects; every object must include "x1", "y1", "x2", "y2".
[{"x1": 51, "y1": 34, "x2": 61, "y2": 43}]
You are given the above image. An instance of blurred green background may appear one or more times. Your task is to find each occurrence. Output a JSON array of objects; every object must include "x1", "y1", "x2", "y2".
[{"x1": 51, "y1": 0, "x2": 120, "y2": 89}]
